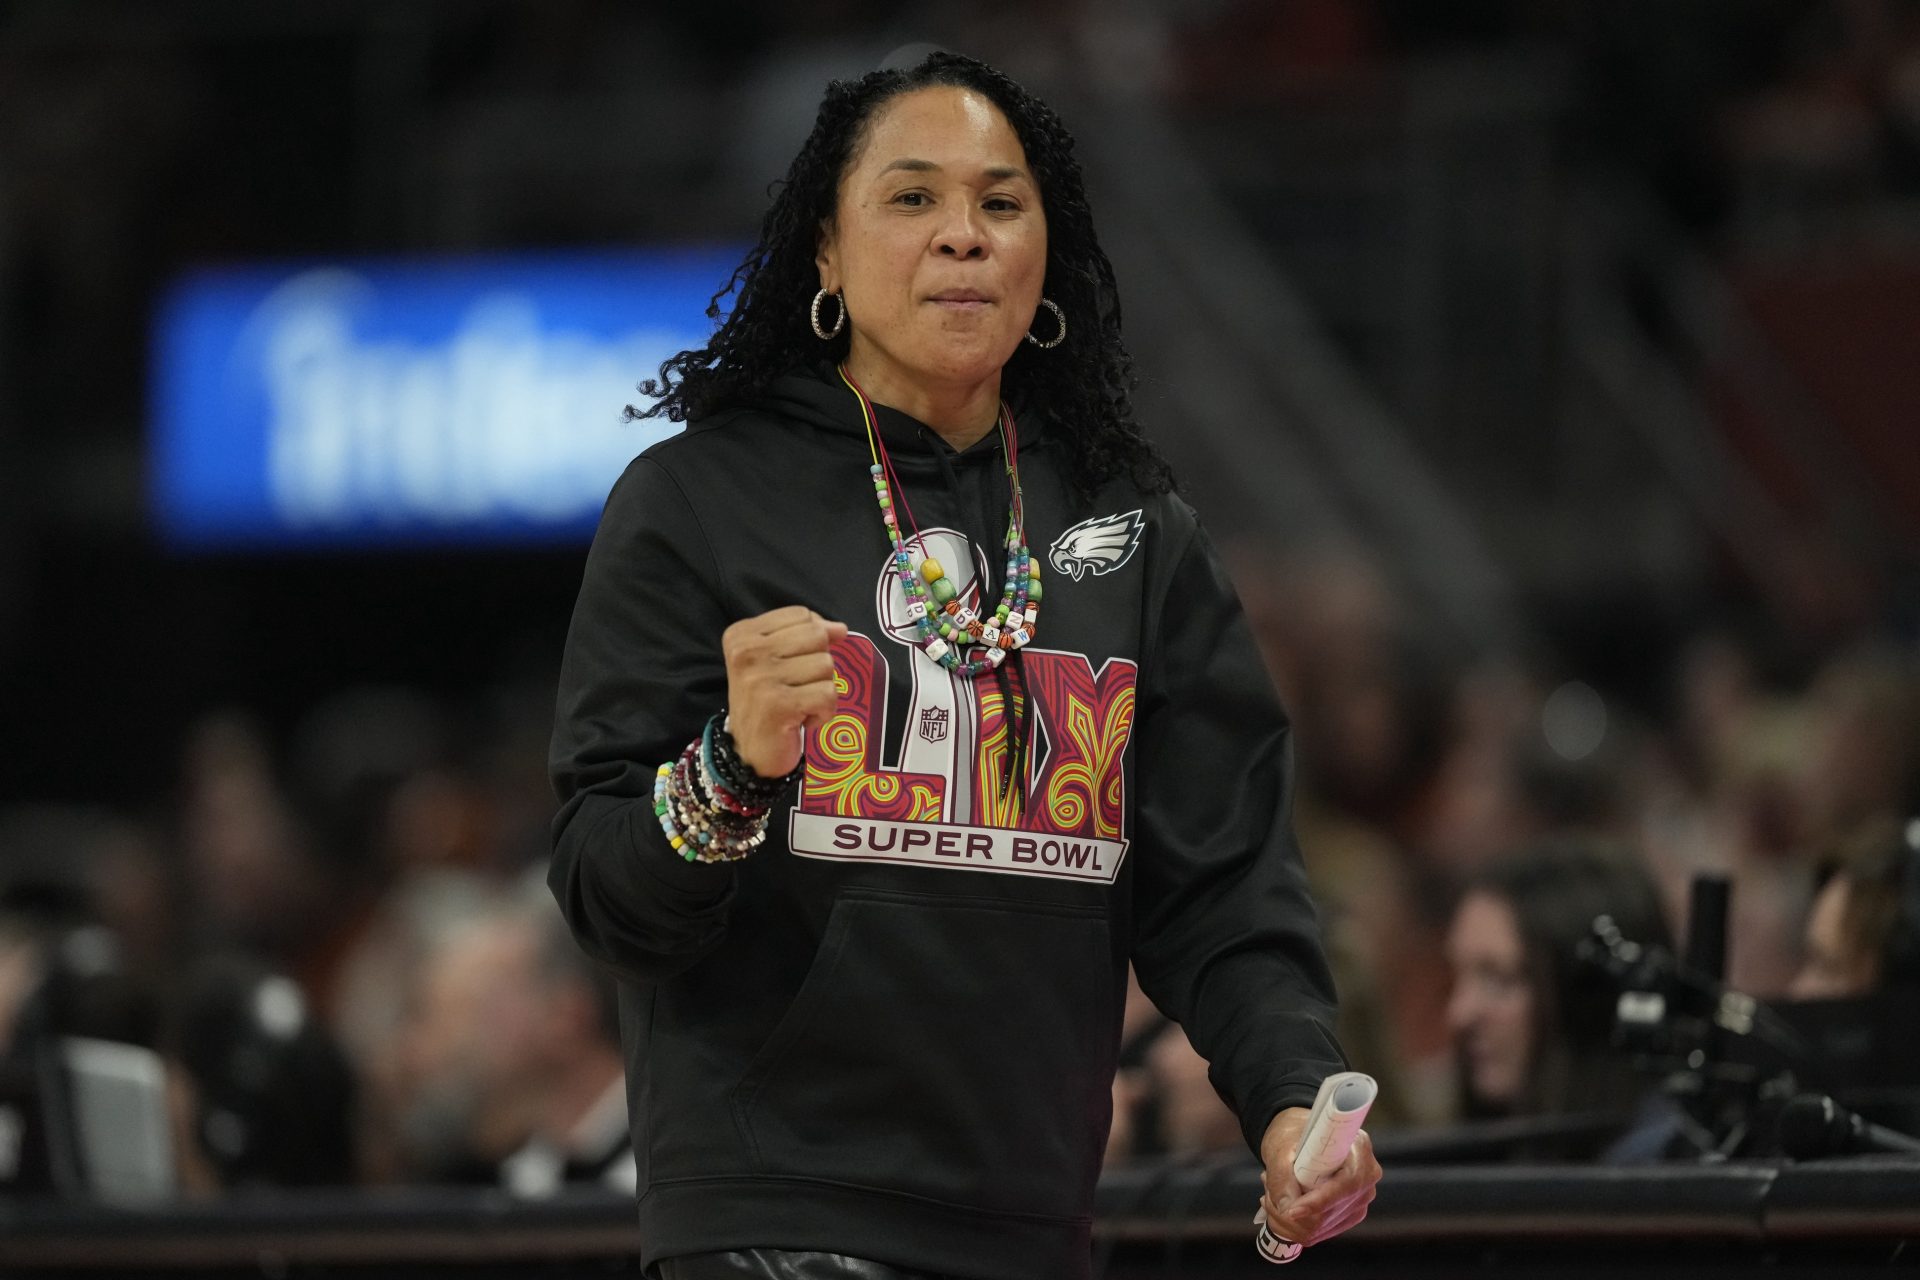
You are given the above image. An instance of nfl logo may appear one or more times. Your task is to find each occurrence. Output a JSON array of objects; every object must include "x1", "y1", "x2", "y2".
[{"x1": 919, "y1": 706, "x2": 949, "y2": 743}]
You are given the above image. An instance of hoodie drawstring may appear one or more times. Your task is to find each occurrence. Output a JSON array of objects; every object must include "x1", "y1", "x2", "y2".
[
  {"x1": 919, "y1": 426, "x2": 965, "y2": 503},
  {"x1": 997, "y1": 648, "x2": 1028, "y2": 819}
]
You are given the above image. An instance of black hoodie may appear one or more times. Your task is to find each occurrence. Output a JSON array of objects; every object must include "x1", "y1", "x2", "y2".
[{"x1": 548, "y1": 361, "x2": 1344, "y2": 1279}]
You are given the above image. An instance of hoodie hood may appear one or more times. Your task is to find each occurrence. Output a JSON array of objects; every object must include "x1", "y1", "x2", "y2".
[{"x1": 747, "y1": 359, "x2": 1047, "y2": 471}]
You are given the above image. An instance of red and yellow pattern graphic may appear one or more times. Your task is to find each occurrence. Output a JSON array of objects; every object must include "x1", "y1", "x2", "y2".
[
  {"x1": 1017, "y1": 653, "x2": 1135, "y2": 839},
  {"x1": 970, "y1": 678, "x2": 1028, "y2": 829},
  {"x1": 798, "y1": 633, "x2": 1136, "y2": 841},
  {"x1": 799, "y1": 633, "x2": 944, "y2": 821}
]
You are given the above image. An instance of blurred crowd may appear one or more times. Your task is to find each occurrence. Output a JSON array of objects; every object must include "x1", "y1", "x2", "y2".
[
  {"x1": 0, "y1": 681, "x2": 635, "y2": 1197},
  {"x1": 1103, "y1": 543, "x2": 1920, "y2": 1167},
  {"x1": 0, "y1": 538, "x2": 1915, "y2": 1199},
  {"x1": 2, "y1": 0, "x2": 1919, "y2": 1207}
]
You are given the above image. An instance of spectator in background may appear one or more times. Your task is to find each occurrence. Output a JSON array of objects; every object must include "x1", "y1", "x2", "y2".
[
  {"x1": 1795, "y1": 649, "x2": 1920, "y2": 852},
  {"x1": 1445, "y1": 837, "x2": 1673, "y2": 1152},
  {"x1": 286, "y1": 686, "x2": 505, "y2": 1169},
  {"x1": 1789, "y1": 814, "x2": 1920, "y2": 1000},
  {"x1": 171, "y1": 956, "x2": 359, "y2": 1189},
  {"x1": 0, "y1": 807, "x2": 223, "y2": 1197},
  {"x1": 1643, "y1": 641, "x2": 1919, "y2": 1001},
  {"x1": 1780, "y1": 812, "x2": 1920, "y2": 1140},
  {"x1": 394, "y1": 888, "x2": 631, "y2": 1196},
  {"x1": 1232, "y1": 542, "x2": 1448, "y2": 1128},
  {"x1": 1105, "y1": 969, "x2": 1242, "y2": 1165},
  {"x1": 176, "y1": 714, "x2": 343, "y2": 987}
]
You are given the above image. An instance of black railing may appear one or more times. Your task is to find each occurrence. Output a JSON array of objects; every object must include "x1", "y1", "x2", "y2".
[{"x1": 3, "y1": 1159, "x2": 1916, "y2": 1277}]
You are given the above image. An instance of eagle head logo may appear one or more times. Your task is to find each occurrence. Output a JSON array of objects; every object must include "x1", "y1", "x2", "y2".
[{"x1": 1048, "y1": 509, "x2": 1145, "y2": 583}]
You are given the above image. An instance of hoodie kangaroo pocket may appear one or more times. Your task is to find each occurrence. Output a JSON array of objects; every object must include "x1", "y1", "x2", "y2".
[{"x1": 729, "y1": 888, "x2": 1116, "y2": 1219}]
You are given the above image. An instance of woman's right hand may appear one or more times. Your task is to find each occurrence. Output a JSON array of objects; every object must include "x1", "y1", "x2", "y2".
[{"x1": 721, "y1": 606, "x2": 848, "y2": 778}]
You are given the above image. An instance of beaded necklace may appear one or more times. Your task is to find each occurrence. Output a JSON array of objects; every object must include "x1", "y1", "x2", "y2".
[{"x1": 837, "y1": 364, "x2": 1043, "y2": 679}]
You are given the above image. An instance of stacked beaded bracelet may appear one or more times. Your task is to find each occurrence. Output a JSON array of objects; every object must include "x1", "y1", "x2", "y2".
[
  {"x1": 654, "y1": 747, "x2": 768, "y2": 863},
  {"x1": 703, "y1": 712, "x2": 802, "y2": 809},
  {"x1": 651, "y1": 712, "x2": 803, "y2": 863}
]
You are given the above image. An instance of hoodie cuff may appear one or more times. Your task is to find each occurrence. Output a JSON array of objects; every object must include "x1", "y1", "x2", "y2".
[
  {"x1": 626, "y1": 801, "x2": 739, "y2": 902},
  {"x1": 1242, "y1": 1074, "x2": 1336, "y2": 1161}
]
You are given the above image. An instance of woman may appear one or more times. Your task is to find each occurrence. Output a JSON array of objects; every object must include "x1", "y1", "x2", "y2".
[
  {"x1": 549, "y1": 51, "x2": 1379, "y2": 1279},
  {"x1": 1444, "y1": 837, "x2": 1672, "y2": 1149},
  {"x1": 1789, "y1": 814, "x2": 1920, "y2": 1000}
]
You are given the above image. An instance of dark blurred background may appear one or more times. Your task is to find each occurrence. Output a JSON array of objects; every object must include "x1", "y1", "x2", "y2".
[{"x1": 1, "y1": 0, "x2": 1918, "y2": 1201}]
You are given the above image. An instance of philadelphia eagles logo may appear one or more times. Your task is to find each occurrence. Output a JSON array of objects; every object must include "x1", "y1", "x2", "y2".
[{"x1": 1049, "y1": 509, "x2": 1145, "y2": 582}]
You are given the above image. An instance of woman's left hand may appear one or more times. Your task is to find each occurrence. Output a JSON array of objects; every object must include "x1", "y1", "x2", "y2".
[{"x1": 1257, "y1": 1106, "x2": 1382, "y2": 1247}]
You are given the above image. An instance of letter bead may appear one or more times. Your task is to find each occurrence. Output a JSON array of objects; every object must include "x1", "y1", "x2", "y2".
[{"x1": 847, "y1": 373, "x2": 1039, "y2": 678}]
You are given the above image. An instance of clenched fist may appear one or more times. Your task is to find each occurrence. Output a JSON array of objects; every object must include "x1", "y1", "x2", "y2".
[{"x1": 722, "y1": 606, "x2": 847, "y2": 779}]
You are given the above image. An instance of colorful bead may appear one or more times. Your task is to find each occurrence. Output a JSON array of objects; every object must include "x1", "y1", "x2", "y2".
[
  {"x1": 657, "y1": 737, "x2": 772, "y2": 865},
  {"x1": 845, "y1": 366, "x2": 1039, "y2": 677}
]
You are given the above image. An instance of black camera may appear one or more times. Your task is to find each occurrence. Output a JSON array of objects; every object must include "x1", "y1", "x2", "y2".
[{"x1": 1578, "y1": 875, "x2": 1920, "y2": 1160}]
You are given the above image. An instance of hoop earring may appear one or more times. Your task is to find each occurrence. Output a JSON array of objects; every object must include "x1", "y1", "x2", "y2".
[
  {"x1": 811, "y1": 289, "x2": 846, "y2": 340},
  {"x1": 1024, "y1": 297, "x2": 1066, "y2": 349}
]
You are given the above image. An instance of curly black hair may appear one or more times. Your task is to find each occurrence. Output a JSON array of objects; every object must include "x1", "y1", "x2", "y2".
[{"x1": 629, "y1": 50, "x2": 1174, "y2": 502}]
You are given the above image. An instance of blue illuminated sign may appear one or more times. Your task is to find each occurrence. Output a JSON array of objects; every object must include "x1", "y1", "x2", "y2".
[{"x1": 150, "y1": 247, "x2": 743, "y2": 549}]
